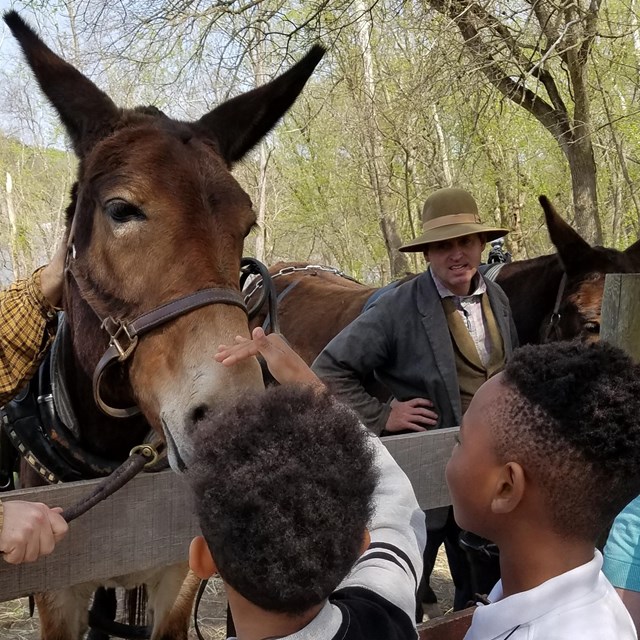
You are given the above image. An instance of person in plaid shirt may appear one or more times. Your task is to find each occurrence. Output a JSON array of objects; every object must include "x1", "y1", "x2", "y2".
[{"x1": 0, "y1": 242, "x2": 68, "y2": 564}]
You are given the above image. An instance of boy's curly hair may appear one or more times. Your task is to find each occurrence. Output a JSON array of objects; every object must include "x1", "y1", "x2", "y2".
[
  {"x1": 497, "y1": 341, "x2": 640, "y2": 540},
  {"x1": 187, "y1": 385, "x2": 378, "y2": 615}
]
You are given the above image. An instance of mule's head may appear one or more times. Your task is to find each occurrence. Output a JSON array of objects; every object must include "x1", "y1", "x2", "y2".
[
  {"x1": 540, "y1": 196, "x2": 640, "y2": 343},
  {"x1": 5, "y1": 11, "x2": 324, "y2": 469}
]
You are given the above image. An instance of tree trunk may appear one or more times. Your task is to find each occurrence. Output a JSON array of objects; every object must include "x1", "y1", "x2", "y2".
[
  {"x1": 432, "y1": 105, "x2": 453, "y2": 187},
  {"x1": 255, "y1": 140, "x2": 270, "y2": 264},
  {"x1": 426, "y1": 0, "x2": 603, "y2": 243},
  {"x1": 5, "y1": 171, "x2": 22, "y2": 279},
  {"x1": 355, "y1": 0, "x2": 408, "y2": 278},
  {"x1": 565, "y1": 139, "x2": 602, "y2": 243}
]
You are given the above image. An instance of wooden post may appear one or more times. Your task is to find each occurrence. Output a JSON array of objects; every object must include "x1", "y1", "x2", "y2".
[
  {"x1": 418, "y1": 609, "x2": 474, "y2": 640},
  {"x1": 600, "y1": 274, "x2": 640, "y2": 360}
]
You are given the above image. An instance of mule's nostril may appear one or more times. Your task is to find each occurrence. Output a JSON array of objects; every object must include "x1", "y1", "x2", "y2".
[{"x1": 190, "y1": 404, "x2": 208, "y2": 426}]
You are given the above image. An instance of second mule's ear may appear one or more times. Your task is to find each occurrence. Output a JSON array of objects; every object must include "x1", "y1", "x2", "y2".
[
  {"x1": 197, "y1": 45, "x2": 325, "y2": 165},
  {"x1": 4, "y1": 11, "x2": 119, "y2": 157},
  {"x1": 624, "y1": 238, "x2": 640, "y2": 267},
  {"x1": 539, "y1": 195, "x2": 593, "y2": 272}
]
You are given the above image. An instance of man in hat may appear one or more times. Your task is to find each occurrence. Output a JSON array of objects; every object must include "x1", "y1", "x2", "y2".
[{"x1": 312, "y1": 187, "x2": 518, "y2": 614}]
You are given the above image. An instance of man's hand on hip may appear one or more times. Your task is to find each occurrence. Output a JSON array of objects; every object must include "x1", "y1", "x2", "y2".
[{"x1": 385, "y1": 398, "x2": 438, "y2": 433}]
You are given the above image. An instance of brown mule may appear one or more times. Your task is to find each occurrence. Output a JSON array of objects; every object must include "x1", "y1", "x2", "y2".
[{"x1": 5, "y1": 10, "x2": 324, "y2": 640}]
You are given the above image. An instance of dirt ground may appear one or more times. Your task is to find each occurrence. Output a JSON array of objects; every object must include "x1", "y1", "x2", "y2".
[{"x1": 0, "y1": 550, "x2": 454, "y2": 639}]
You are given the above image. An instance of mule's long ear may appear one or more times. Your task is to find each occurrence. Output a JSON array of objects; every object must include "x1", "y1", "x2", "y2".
[
  {"x1": 197, "y1": 45, "x2": 325, "y2": 165},
  {"x1": 539, "y1": 195, "x2": 592, "y2": 271},
  {"x1": 4, "y1": 11, "x2": 119, "y2": 157}
]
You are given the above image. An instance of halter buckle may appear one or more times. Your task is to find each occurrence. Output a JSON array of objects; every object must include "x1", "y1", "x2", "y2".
[
  {"x1": 101, "y1": 317, "x2": 139, "y2": 361},
  {"x1": 129, "y1": 444, "x2": 159, "y2": 469}
]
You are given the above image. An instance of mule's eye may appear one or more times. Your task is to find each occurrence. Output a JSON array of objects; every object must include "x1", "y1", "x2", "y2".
[
  {"x1": 104, "y1": 200, "x2": 146, "y2": 223},
  {"x1": 584, "y1": 321, "x2": 600, "y2": 334}
]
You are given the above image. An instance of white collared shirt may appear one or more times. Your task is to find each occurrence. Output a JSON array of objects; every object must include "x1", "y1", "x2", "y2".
[
  {"x1": 430, "y1": 270, "x2": 491, "y2": 366},
  {"x1": 465, "y1": 551, "x2": 637, "y2": 640}
]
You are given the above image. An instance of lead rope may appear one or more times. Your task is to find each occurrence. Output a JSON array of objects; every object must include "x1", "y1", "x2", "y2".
[
  {"x1": 61, "y1": 444, "x2": 160, "y2": 522},
  {"x1": 542, "y1": 272, "x2": 567, "y2": 343}
]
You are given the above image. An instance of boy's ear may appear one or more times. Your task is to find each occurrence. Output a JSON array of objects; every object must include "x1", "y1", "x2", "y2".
[
  {"x1": 189, "y1": 536, "x2": 218, "y2": 579},
  {"x1": 491, "y1": 462, "x2": 525, "y2": 515},
  {"x1": 360, "y1": 529, "x2": 371, "y2": 556}
]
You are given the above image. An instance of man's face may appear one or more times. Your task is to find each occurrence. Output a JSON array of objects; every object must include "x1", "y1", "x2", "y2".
[
  {"x1": 424, "y1": 234, "x2": 485, "y2": 296},
  {"x1": 445, "y1": 374, "x2": 505, "y2": 538}
]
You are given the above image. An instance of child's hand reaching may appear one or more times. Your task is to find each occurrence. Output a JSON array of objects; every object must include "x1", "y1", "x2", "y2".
[{"x1": 216, "y1": 327, "x2": 324, "y2": 389}]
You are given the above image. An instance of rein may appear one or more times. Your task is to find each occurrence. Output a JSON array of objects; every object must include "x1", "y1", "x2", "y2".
[
  {"x1": 542, "y1": 272, "x2": 568, "y2": 343},
  {"x1": 61, "y1": 443, "x2": 160, "y2": 522}
]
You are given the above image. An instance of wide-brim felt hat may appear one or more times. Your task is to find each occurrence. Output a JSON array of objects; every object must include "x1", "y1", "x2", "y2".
[{"x1": 399, "y1": 187, "x2": 509, "y2": 252}]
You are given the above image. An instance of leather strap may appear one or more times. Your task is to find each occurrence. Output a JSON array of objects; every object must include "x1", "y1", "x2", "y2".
[
  {"x1": 542, "y1": 272, "x2": 568, "y2": 343},
  {"x1": 93, "y1": 288, "x2": 247, "y2": 418},
  {"x1": 125, "y1": 288, "x2": 246, "y2": 337}
]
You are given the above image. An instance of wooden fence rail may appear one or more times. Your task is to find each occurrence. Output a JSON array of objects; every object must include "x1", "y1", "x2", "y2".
[
  {"x1": 6, "y1": 274, "x2": 638, "y2": 639},
  {"x1": 0, "y1": 427, "x2": 458, "y2": 601}
]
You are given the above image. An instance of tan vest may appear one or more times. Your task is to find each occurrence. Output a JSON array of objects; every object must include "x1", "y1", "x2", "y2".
[{"x1": 442, "y1": 295, "x2": 506, "y2": 414}]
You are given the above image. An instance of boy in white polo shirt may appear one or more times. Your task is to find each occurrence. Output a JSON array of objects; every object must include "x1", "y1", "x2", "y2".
[{"x1": 447, "y1": 341, "x2": 640, "y2": 639}]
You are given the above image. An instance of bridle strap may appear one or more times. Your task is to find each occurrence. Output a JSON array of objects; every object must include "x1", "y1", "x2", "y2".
[
  {"x1": 121, "y1": 288, "x2": 247, "y2": 337},
  {"x1": 92, "y1": 287, "x2": 247, "y2": 418},
  {"x1": 65, "y1": 247, "x2": 248, "y2": 417},
  {"x1": 543, "y1": 272, "x2": 568, "y2": 342}
]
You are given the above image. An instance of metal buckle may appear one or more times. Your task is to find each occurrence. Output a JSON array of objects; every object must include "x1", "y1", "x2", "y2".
[
  {"x1": 129, "y1": 444, "x2": 159, "y2": 469},
  {"x1": 101, "y1": 317, "x2": 139, "y2": 361}
]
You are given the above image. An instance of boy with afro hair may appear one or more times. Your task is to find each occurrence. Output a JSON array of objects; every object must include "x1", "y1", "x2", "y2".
[
  {"x1": 187, "y1": 328, "x2": 426, "y2": 640},
  {"x1": 447, "y1": 340, "x2": 640, "y2": 639}
]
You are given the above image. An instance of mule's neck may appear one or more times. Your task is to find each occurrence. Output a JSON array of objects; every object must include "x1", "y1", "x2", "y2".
[{"x1": 496, "y1": 254, "x2": 564, "y2": 345}]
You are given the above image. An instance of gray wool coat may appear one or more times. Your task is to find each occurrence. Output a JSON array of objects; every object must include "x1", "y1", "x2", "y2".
[{"x1": 312, "y1": 269, "x2": 519, "y2": 435}]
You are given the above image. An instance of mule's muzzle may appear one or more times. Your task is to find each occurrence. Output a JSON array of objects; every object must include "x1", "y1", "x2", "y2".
[{"x1": 161, "y1": 417, "x2": 189, "y2": 473}]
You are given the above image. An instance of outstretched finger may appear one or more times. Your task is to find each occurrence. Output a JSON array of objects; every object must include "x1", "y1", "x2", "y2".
[{"x1": 215, "y1": 341, "x2": 260, "y2": 366}]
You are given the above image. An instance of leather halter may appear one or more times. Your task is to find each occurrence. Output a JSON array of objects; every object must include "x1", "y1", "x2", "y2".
[
  {"x1": 64, "y1": 218, "x2": 247, "y2": 418},
  {"x1": 542, "y1": 272, "x2": 568, "y2": 343}
]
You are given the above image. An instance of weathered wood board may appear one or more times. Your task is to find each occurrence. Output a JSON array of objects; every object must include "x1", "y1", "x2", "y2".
[
  {"x1": 601, "y1": 273, "x2": 640, "y2": 362},
  {"x1": 418, "y1": 608, "x2": 474, "y2": 640},
  {"x1": 0, "y1": 427, "x2": 457, "y2": 601},
  {"x1": 0, "y1": 471, "x2": 198, "y2": 601},
  {"x1": 382, "y1": 427, "x2": 457, "y2": 511}
]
